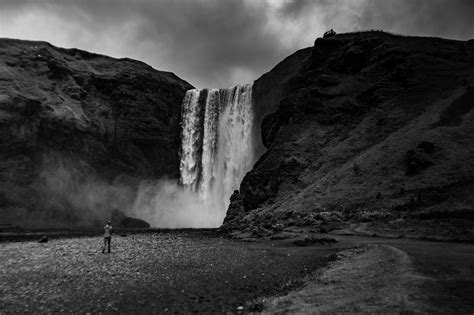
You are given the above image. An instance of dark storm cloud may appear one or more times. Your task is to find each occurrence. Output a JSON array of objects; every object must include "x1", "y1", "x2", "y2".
[
  {"x1": 68, "y1": 0, "x2": 286, "y2": 88},
  {"x1": 1, "y1": 1, "x2": 474, "y2": 88},
  {"x1": 278, "y1": 0, "x2": 474, "y2": 40},
  {"x1": 356, "y1": 0, "x2": 474, "y2": 40},
  {"x1": 0, "y1": 0, "x2": 286, "y2": 88}
]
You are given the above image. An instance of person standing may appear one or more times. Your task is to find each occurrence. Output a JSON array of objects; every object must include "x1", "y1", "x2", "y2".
[{"x1": 102, "y1": 221, "x2": 112, "y2": 253}]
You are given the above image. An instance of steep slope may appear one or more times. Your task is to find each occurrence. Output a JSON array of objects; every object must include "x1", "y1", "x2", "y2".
[
  {"x1": 0, "y1": 38, "x2": 193, "y2": 228},
  {"x1": 224, "y1": 31, "x2": 474, "y2": 240},
  {"x1": 251, "y1": 47, "x2": 313, "y2": 156}
]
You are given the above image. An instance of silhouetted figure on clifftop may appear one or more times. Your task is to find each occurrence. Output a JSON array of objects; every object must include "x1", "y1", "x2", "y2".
[{"x1": 323, "y1": 29, "x2": 336, "y2": 38}]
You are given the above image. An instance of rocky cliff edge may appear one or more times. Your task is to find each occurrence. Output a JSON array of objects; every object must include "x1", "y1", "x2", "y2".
[{"x1": 224, "y1": 31, "x2": 474, "y2": 241}]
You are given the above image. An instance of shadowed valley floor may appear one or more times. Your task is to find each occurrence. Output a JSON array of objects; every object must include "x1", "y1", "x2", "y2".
[{"x1": 0, "y1": 231, "x2": 341, "y2": 313}]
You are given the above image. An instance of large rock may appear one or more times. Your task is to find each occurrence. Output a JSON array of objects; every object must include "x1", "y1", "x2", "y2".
[
  {"x1": 0, "y1": 38, "x2": 193, "y2": 228},
  {"x1": 224, "y1": 31, "x2": 474, "y2": 237},
  {"x1": 111, "y1": 209, "x2": 150, "y2": 229}
]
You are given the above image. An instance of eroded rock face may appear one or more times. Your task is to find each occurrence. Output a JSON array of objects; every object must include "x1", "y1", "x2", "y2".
[
  {"x1": 252, "y1": 47, "x2": 313, "y2": 156},
  {"x1": 0, "y1": 38, "x2": 193, "y2": 228},
  {"x1": 224, "y1": 31, "x2": 474, "y2": 238}
]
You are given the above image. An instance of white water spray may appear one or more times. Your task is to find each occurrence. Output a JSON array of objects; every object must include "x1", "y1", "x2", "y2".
[
  {"x1": 126, "y1": 84, "x2": 256, "y2": 228},
  {"x1": 178, "y1": 84, "x2": 256, "y2": 225}
]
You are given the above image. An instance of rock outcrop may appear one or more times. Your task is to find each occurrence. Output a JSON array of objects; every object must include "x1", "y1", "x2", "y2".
[
  {"x1": 0, "y1": 38, "x2": 193, "y2": 228},
  {"x1": 111, "y1": 209, "x2": 150, "y2": 229},
  {"x1": 224, "y1": 31, "x2": 474, "y2": 240}
]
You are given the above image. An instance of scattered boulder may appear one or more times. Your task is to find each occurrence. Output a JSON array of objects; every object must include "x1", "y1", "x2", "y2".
[
  {"x1": 314, "y1": 211, "x2": 343, "y2": 223},
  {"x1": 271, "y1": 223, "x2": 285, "y2": 232}
]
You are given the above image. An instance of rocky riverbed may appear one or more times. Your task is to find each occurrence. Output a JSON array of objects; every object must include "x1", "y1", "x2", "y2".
[
  {"x1": 1, "y1": 230, "x2": 474, "y2": 313},
  {"x1": 0, "y1": 231, "x2": 343, "y2": 314}
]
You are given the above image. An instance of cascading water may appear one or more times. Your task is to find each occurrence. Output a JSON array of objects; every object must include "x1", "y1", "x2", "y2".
[
  {"x1": 126, "y1": 84, "x2": 257, "y2": 228},
  {"x1": 179, "y1": 84, "x2": 255, "y2": 225}
]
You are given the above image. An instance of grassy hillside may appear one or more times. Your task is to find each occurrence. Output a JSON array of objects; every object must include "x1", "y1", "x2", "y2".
[{"x1": 224, "y1": 31, "x2": 474, "y2": 241}]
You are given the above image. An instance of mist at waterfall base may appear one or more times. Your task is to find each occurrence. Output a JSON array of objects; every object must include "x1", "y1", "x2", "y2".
[
  {"x1": 31, "y1": 158, "x2": 215, "y2": 229},
  {"x1": 131, "y1": 84, "x2": 258, "y2": 228},
  {"x1": 27, "y1": 85, "x2": 257, "y2": 228}
]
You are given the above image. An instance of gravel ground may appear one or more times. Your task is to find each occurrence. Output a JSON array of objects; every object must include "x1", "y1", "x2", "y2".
[{"x1": 0, "y1": 231, "x2": 342, "y2": 314}]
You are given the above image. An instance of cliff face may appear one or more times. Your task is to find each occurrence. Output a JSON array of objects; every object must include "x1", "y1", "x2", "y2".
[
  {"x1": 252, "y1": 48, "x2": 312, "y2": 147},
  {"x1": 224, "y1": 32, "x2": 474, "y2": 239},
  {"x1": 0, "y1": 38, "x2": 192, "y2": 228}
]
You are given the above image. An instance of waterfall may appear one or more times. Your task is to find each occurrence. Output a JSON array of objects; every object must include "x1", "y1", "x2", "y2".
[{"x1": 179, "y1": 84, "x2": 255, "y2": 224}]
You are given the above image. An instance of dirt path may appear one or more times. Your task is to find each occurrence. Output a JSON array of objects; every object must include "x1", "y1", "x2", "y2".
[
  {"x1": 260, "y1": 244, "x2": 429, "y2": 313},
  {"x1": 0, "y1": 231, "x2": 344, "y2": 314},
  {"x1": 259, "y1": 235, "x2": 474, "y2": 314},
  {"x1": 359, "y1": 236, "x2": 474, "y2": 314}
]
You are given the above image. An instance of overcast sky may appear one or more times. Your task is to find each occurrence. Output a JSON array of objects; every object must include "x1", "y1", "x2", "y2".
[{"x1": 1, "y1": 0, "x2": 473, "y2": 88}]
